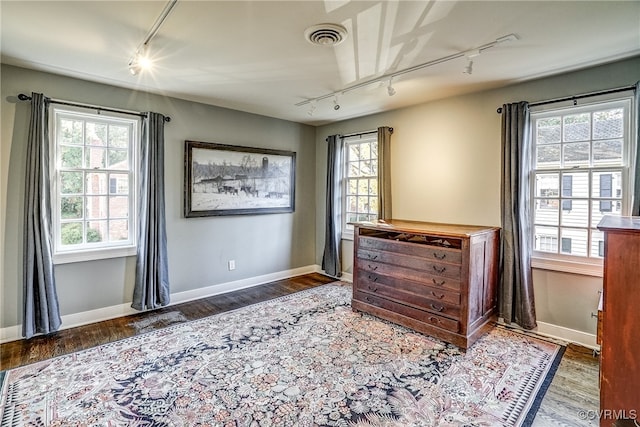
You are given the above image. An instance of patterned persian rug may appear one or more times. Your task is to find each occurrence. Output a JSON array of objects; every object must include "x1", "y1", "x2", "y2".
[{"x1": 0, "y1": 283, "x2": 563, "y2": 426}]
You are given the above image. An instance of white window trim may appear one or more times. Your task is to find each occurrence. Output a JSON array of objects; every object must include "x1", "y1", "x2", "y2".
[
  {"x1": 50, "y1": 105, "x2": 140, "y2": 264},
  {"x1": 530, "y1": 94, "x2": 636, "y2": 276},
  {"x1": 341, "y1": 133, "x2": 379, "y2": 241}
]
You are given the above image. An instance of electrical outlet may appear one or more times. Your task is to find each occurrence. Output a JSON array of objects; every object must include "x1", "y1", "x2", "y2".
[{"x1": 228, "y1": 260, "x2": 236, "y2": 271}]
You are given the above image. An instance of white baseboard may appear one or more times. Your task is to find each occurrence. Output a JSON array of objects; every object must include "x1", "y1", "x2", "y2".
[
  {"x1": 535, "y1": 321, "x2": 599, "y2": 350},
  {"x1": 1, "y1": 264, "x2": 323, "y2": 344}
]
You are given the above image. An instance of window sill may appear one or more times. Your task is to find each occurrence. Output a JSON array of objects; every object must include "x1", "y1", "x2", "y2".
[
  {"x1": 341, "y1": 231, "x2": 354, "y2": 241},
  {"x1": 54, "y1": 246, "x2": 137, "y2": 265},
  {"x1": 531, "y1": 256, "x2": 603, "y2": 277}
]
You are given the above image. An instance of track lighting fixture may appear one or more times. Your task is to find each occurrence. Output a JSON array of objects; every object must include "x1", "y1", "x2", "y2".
[
  {"x1": 128, "y1": 0, "x2": 178, "y2": 76},
  {"x1": 295, "y1": 33, "x2": 519, "y2": 111},
  {"x1": 307, "y1": 100, "x2": 317, "y2": 116},
  {"x1": 387, "y1": 78, "x2": 396, "y2": 96}
]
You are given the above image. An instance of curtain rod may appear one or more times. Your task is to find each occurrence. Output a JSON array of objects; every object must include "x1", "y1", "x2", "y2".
[
  {"x1": 17, "y1": 93, "x2": 171, "y2": 122},
  {"x1": 496, "y1": 84, "x2": 636, "y2": 114}
]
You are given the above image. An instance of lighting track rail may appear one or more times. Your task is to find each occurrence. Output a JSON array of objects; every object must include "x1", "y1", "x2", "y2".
[{"x1": 296, "y1": 34, "x2": 519, "y2": 109}]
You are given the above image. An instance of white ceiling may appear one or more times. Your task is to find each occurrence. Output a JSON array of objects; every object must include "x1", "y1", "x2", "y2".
[{"x1": 2, "y1": 1, "x2": 639, "y2": 126}]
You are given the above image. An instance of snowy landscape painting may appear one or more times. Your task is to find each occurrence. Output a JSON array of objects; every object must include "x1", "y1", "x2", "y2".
[{"x1": 184, "y1": 141, "x2": 296, "y2": 217}]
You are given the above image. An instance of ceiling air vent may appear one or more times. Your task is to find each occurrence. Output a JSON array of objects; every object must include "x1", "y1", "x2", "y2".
[{"x1": 304, "y1": 24, "x2": 348, "y2": 46}]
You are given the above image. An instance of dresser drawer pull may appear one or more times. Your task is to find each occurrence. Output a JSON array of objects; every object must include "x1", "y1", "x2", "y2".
[
  {"x1": 367, "y1": 275, "x2": 379, "y2": 282},
  {"x1": 428, "y1": 316, "x2": 441, "y2": 324},
  {"x1": 368, "y1": 264, "x2": 379, "y2": 271},
  {"x1": 367, "y1": 285, "x2": 378, "y2": 292},
  {"x1": 430, "y1": 304, "x2": 445, "y2": 312},
  {"x1": 430, "y1": 291, "x2": 445, "y2": 299},
  {"x1": 365, "y1": 296, "x2": 378, "y2": 306},
  {"x1": 432, "y1": 279, "x2": 446, "y2": 286},
  {"x1": 368, "y1": 254, "x2": 379, "y2": 260},
  {"x1": 433, "y1": 252, "x2": 446, "y2": 260},
  {"x1": 433, "y1": 265, "x2": 446, "y2": 274}
]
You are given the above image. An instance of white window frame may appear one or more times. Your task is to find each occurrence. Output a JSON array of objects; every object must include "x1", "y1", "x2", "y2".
[
  {"x1": 50, "y1": 105, "x2": 139, "y2": 264},
  {"x1": 530, "y1": 95, "x2": 635, "y2": 277},
  {"x1": 341, "y1": 133, "x2": 379, "y2": 240}
]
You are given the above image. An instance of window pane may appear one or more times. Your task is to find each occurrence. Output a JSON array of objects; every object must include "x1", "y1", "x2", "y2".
[
  {"x1": 109, "y1": 196, "x2": 129, "y2": 218},
  {"x1": 109, "y1": 219, "x2": 129, "y2": 241},
  {"x1": 346, "y1": 196, "x2": 357, "y2": 212},
  {"x1": 60, "y1": 222, "x2": 83, "y2": 245},
  {"x1": 562, "y1": 171, "x2": 588, "y2": 197},
  {"x1": 61, "y1": 146, "x2": 83, "y2": 168},
  {"x1": 591, "y1": 230, "x2": 605, "y2": 258},
  {"x1": 349, "y1": 144, "x2": 361, "y2": 161},
  {"x1": 358, "y1": 179, "x2": 369, "y2": 195},
  {"x1": 536, "y1": 145, "x2": 561, "y2": 167},
  {"x1": 534, "y1": 226, "x2": 558, "y2": 253},
  {"x1": 563, "y1": 113, "x2": 590, "y2": 142},
  {"x1": 108, "y1": 149, "x2": 128, "y2": 170},
  {"x1": 347, "y1": 179, "x2": 357, "y2": 196},
  {"x1": 86, "y1": 221, "x2": 106, "y2": 243},
  {"x1": 86, "y1": 122, "x2": 107, "y2": 146},
  {"x1": 86, "y1": 172, "x2": 108, "y2": 195},
  {"x1": 348, "y1": 162, "x2": 360, "y2": 177},
  {"x1": 593, "y1": 109, "x2": 623, "y2": 140},
  {"x1": 560, "y1": 228, "x2": 588, "y2": 256},
  {"x1": 369, "y1": 197, "x2": 379, "y2": 214},
  {"x1": 592, "y1": 171, "x2": 622, "y2": 199},
  {"x1": 593, "y1": 139, "x2": 623, "y2": 164},
  {"x1": 591, "y1": 201, "x2": 622, "y2": 228},
  {"x1": 561, "y1": 200, "x2": 589, "y2": 227},
  {"x1": 109, "y1": 125, "x2": 129, "y2": 148},
  {"x1": 86, "y1": 147, "x2": 106, "y2": 169},
  {"x1": 60, "y1": 196, "x2": 83, "y2": 219},
  {"x1": 536, "y1": 117, "x2": 561, "y2": 144},
  {"x1": 86, "y1": 196, "x2": 108, "y2": 220},
  {"x1": 357, "y1": 196, "x2": 369, "y2": 213},
  {"x1": 369, "y1": 179, "x2": 378, "y2": 196},
  {"x1": 58, "y1": 119, "x2": 83, "y2": 145},
  {"x1": 563, "y1": 142, "x2": 590, "y2": 166},
  {"x1": 60, "y1": 171, "x2": 83, "y2": 194},
  {"x1": 534, "y1": 199, "x2": 559, "y2": 225},
  {"x1": 535, "y1": 173, "x2": 559, "y2": 197}
]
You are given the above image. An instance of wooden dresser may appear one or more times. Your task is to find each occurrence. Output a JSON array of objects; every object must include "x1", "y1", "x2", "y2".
[
  {"x1": 351, "y1": 219, "x2": 500, "y2": 349},
  {"x1": 597, "y1": 216, "x2": 640, "y2": 427}
]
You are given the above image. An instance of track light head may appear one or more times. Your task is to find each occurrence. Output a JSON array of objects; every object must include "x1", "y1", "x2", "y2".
[
  {"x1": 463, "y1": 59, "x2": 473, "y2": 75},
  {"x1": 333, "y1": 94, "x2": 341, "y2": 110},
  {"x1": 128, "y1": 44, "x2": 152, "y2": 76},
  {"x1": 387, "y1": 78, "x2": 396, "y2": 96}
]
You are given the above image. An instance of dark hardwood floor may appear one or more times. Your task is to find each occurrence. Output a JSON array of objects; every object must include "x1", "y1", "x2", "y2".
[{"x1": 0, "y1": 272, "x2": 600, "y2": 425}]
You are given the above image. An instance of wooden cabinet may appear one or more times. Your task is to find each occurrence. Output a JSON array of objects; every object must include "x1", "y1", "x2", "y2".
[
  {"x1": 597, "y1": 216, "x2": 640, "y2": 427},
  {"x1": 351, "y1": 219, "x2": 500, "y2": 349}
]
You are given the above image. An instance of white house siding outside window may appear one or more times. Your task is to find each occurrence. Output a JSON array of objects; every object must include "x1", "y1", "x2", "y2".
[
  {"x1": 531, "y1": 97, "x2": 634, "y2": 275},
  {"x1": 342, "y1": 133, "x2": 379, "y2": 238},
  {"x1": 51, "y1": 106, "x2": 139, "y2": 263}
]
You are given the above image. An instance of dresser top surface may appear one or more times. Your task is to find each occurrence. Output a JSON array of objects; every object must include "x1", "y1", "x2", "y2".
[
  {"x1": 596, "y1": 215, "x2": 640, "y2": 232},
  {"x1": 352, "y1": 219, "x2": 500, "y2": 237}
]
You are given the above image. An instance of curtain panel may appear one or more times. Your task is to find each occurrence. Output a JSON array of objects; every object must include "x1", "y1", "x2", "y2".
[
  {"x1": 132, "y1": 112, "x2": 171, "y2": 310},
  {"x1": 22, "y1": 92, "x2": 62, "y2": 338},
  {"x1": 377, "y1": 126, "x2": 393, "y2": 220},
  {"x1": 499, "y1": 102, "x2": 537, "y2": 330},
  {"x1": 321, "y1": 134, "x2": 343, "y2": 277}
]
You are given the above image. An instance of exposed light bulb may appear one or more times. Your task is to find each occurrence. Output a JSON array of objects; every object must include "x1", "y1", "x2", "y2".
[{"x1": 128, "y1": 44, "x2": 152, "y2": 76}]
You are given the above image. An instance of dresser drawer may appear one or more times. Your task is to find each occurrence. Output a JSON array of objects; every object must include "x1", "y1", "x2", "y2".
[
  {"x1": 357, "y1": 270, "x2": 461, "y2": 306},
  {"x1": 358, "y1": 249, "x2": 461, "y2": 279},
  {"x1": 357, "y1": 259, "x2": 462, "y2": 288},
  {"x1": 359, "y1": 236, "x2": 462, "y2": 264},
  {"x1": 354, "y1": 290, "x2": 460, "y2": 333}
]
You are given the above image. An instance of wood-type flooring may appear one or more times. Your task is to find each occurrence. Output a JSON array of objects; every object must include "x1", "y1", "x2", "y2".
[{"x1": 0, "y1": 273, "x2": 600, "y2": 425}]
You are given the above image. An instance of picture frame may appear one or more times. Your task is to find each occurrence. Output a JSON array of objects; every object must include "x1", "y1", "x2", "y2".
[{"x1": 184, "y1": 140, "x2": 296, "y2": 217}]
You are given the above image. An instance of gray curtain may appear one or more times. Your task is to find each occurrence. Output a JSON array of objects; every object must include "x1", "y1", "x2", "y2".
[
  {"x1": 322, "y1": 134, "x2": 343, "y2": 277},
  {"x1": 132, "y1": 112, "x2": 170, "y2": 310},
  {"x1": 632, "y1": 81, "x2": 640, "y2": 216},
  {"x1": 23, "y1": 92, "x2": 62, "y2": 338},
  {"x1": 377, "y1": 126, "x2": 393, "y2": 220},
  {"x1": 499, "y1": 101, "x2": 537, "y2": 330}
]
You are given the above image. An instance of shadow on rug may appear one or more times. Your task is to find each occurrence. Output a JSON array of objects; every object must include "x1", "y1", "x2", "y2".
[
  {"x1": 128, "y1": 311, "x2": 188, "y2": 334},
  {"x1": 0, "y1": 283, "x2": 563, "y2": 426}
]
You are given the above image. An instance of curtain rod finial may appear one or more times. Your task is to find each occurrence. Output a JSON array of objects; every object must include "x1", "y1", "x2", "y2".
[{"x1": 18, "y1": 93, "x2": 32, "y2": 101}]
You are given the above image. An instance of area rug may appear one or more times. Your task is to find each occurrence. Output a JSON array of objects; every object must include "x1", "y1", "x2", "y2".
[
  {"x1": 128, "y1": 310, "x2": 188, "y2": 334},
  {"x1": 0, "y1": 283, "x2": 563, "y2": 426}
]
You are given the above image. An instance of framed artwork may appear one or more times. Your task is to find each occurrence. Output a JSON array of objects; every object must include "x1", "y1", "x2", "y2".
[{"x1": 184, "y1": 140, "x2": 296, "y2": 217}]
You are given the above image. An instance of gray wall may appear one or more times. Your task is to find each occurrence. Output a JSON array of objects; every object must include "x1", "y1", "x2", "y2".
[
  {"x1": 315, "y1": 56, "x2": 640, "y2": 338},
  {"x1": 1, "y1": 65, "x2": 317, "y2": 328}
]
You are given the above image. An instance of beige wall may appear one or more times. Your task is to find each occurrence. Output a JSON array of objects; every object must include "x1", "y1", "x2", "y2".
[
  {"x1": 1, "y1": 65, "x2": 317, "y2": 329},
  {"x1": 315, "y1": 56, "x2": 640, "y2": 342}
]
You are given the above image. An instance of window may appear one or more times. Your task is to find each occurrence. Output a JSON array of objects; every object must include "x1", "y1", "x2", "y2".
[
  {"x1": 51, "y1": 106, "x2": 139, "y2": 263},
  {"x1": 531, "y1": 97, "x2": 634, "y2": 274},
  {"x1": 342, "y1": 133, "x2": 379, "y2": 237}
]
